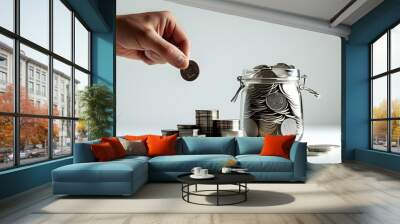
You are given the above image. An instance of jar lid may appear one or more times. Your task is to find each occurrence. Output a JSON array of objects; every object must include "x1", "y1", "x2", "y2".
[{"x1": 241, "y1": 63, "x2": 300, "y2": 82}]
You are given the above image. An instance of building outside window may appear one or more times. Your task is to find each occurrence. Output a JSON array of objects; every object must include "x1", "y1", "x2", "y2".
[
  {"x1": 0, "y1": 0, "x2": 91, "y2": 170},
  {"x1": 371, "y1": 22, "x2": 400, "y2": 154}
]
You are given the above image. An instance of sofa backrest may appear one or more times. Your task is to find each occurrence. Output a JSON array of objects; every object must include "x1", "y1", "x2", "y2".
[
  {"x1": 177, "y1": 137, "x2": 236, "y2": 155},
  {"x1": 235, "y1": 137, "x2": 264, "y2": 155},
  {"x1": 73, "y1": 139, "x2": 100, "y2": 163}
]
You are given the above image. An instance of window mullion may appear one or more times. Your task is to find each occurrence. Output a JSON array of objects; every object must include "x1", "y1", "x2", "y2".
[
  {"x1": 13, "y1": 0, "x2": 21, "y2": 167},
  {"x1": 388, "y1": 30, "x2": 391, "y2": 152},
  {"x1": 71, "y1": 10, "x2": 76, "y2": 155},
  {"x1": 48, "y1": 0, "x2": 54, "y2": 160}
]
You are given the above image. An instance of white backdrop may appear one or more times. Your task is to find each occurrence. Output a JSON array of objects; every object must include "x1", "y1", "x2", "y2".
[{"x1": 116, "y1": 0, "x2": 342, "y2": 162}]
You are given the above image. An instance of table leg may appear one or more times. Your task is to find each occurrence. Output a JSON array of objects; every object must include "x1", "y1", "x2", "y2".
[
  {"x1": 187, "y1": 184, "x2": 190, "y2": 202},
  {"x1": 217, "y1": 184, "x2": 219, "y2": 206},
  {"x1": 195, "y1": 184, "x2": 198, "y2": 192},
  {"x1": 245, "y1": 183, "x2": 247, "y2": 201}
]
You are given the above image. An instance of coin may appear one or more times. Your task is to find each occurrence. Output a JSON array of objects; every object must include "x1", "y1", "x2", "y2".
[{"x1": 180, "y1": 60, "x2": 199, "y2": 81}]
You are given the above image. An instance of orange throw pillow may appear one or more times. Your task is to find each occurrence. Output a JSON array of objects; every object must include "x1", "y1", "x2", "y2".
[
  {"x1": 260, "y1": 135, "x2": 296, "y2": 159},
  {"x1": 101, "y1": 137, "x2": 127, "y2": 158},
  {"x1": 91, "y1": 142, "x2": 117, "y2": 161},
  {"x1": 146, "y1": 134, "x2": 177, "y2": 157}
]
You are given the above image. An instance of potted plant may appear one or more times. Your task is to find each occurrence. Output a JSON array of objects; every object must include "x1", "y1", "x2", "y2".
[{"x1": 79, "y1": 84, "x2": 113, "y2": 140}]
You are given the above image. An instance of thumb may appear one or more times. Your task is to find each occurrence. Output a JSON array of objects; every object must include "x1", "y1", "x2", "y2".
[{"x1": 143, "y1": 30, "x2": 189, "y2": 69}]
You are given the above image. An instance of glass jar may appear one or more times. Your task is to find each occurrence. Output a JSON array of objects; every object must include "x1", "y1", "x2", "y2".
[{"x1": 231, "y1": 63, "x2": 319, "y2": 140}]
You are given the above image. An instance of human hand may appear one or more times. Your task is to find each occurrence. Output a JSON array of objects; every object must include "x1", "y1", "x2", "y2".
[{"x1": 116, "y1": 11, "x2": 190, "y2": 69}]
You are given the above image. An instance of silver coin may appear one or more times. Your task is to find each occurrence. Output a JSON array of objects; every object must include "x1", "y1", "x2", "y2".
[
  {"x1": 280, "y1": 118, "x2": 297, "y2": 135},
  {"x1": 265, "y1": 92, "x2": 288, "y2": 112},
  {"x1": 180, "y1": 60, "x2": 199, "y2": 81}
]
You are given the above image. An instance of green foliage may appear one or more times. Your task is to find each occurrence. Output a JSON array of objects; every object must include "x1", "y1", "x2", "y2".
[{"x1": 79, "y1": 84, "x2": 113, "y2": 140}]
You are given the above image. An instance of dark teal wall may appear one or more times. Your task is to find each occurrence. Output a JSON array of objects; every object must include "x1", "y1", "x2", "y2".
[
  {"x1": 91, "y1": 0, "x2": 116, "y2": 136},
  {"x1": 0, "y1": 0, "x2": 116, "y2": 200},
  {"x1": 0, "y1": 158, "x2": 72, "y2": 199},
  {"x1": 343, "y1": 0, "x2": 400, "y2": 170}
]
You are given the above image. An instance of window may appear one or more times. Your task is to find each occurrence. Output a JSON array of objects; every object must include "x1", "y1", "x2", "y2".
[
  {"x1": 0, "y1": 71, "x2": 6, "y2": 84},
  {"x1": 28, "y1": 81, "x2": 34, "y2": 94},
  {"x1": 35, "y1": 83, "x2": 40, "y2": 95},
  {"x1": 28, "y1": 67, "x2": 34, "y2": 80},
  {"x1": 42, "y1": 85, "x2": 46, "y2": 97},
  {"x1": 0, "y1": 54, "x2": 7, "y2": 87},
  {"x1": 20, "y1": 0, "x2": 49, "y2": 48},
  {"x1": 371, "y1": 23, "x2": 400, "y2": 153},
  {"x1": 0, "y1": 54, "x2": 7, "y2": 67},
  {"x1": 0, "y1": 0, "x2": 14, "y2": 31},
  {"x1": 75, "y1": 18, "x2": 89, "y2": 70},
  {"x1": 0, "y1": 0, "x2": 91, "y2": 170},
  {"x1": 0, "y1": 35, "x2": 13, "y2": 111}
]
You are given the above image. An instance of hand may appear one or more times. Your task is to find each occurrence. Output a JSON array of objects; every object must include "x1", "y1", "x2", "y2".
[{"x1": 116, "y1": 11, "x2": 190, "y2": 69}]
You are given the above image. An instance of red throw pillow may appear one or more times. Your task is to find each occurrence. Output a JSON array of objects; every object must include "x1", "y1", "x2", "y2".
[
  {"x1": 260, "y1": 135, "x2": 296, "y2": 159},
  {"x1": 91, "y1": 142, "x2": 117, "y2": 161},
  {"x1": 146, "y1": 134, "x2": 177, "y2": 157},
  {"x1": 101, "y1": 137, "x2": 127, "y2": 158}
]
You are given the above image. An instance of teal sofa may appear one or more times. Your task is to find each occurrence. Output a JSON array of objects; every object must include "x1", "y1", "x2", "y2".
[{"x1": 52, "y1": 137, "x2": 307, "y2": 196}]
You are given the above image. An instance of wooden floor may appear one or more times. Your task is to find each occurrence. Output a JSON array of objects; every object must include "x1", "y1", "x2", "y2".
[{"x1": 1, "y1": 162, "x2": 400, "y2": 224}]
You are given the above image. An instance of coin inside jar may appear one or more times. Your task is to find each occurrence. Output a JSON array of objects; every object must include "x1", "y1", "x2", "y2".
[{"x1": 180, "y1": 60, "x2": 199, "y2": 81}]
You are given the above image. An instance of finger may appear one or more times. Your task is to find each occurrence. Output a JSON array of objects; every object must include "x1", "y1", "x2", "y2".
[
  {"x1": 117, "y1": 43, "x2": 142, "y2": 60},
  {"x1": 144, "y1": 50, "x2": 167, "y2": 64},
  {"x1": 142, "y1": 30, "x2": 189, "y2": 69},
  {"x1": 136, "y1": 51, "x2": 157, "y2": 65},
  {"x1": 170, "y1": 23, "x2": 190, "y2": 58}
]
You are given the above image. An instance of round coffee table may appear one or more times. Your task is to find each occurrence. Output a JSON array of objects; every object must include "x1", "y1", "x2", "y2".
[{"x1": 177, "y1": 173, "x2": 255, "y2": 206}]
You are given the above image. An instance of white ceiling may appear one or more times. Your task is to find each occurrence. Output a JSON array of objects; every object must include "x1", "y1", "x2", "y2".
[
  {"x1": 166, "y1": 0, "x2": 384, "y2": 37},
  {"x1": 226, "y1": 0, "x2": 352, "y2": 23}
]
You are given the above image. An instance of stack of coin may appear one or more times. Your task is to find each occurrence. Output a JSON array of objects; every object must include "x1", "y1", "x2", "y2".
[
  {"x1": 195, "y1": 110, "x2": 219, "y2": 136},
  {"x1": 161, "y1": 129, "x2": 179, "y2": 136},
  {"x1": 213, "y1": 119, "x2": 240, "y2": 137},
  {"x1": 177, "y1": 124, "x2": 199, "y2": 137}
]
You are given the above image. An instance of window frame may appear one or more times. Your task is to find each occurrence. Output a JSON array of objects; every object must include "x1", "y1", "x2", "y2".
[
  {"x1": 370, "y1": 21, "x2": 400, "y2": 154},
  {"x1": 0, "y1": 0, "x2": 91, "y2": 171}
]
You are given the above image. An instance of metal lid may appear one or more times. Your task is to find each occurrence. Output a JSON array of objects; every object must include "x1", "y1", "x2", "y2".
[{"x1": 240, "y1": 63, "x2": 300, "y2": 82}]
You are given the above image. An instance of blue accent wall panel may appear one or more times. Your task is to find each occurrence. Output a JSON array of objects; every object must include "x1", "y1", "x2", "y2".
[
  {"x1": 355, "y1": 149, "x2": 400, "y2": 172},
  {"x1": 91, "y1": 0, "x2": 116, "y2": 135},
  {"x1": 344, "y1": 0, "x2": 400, "y2": 171},
  {"x1": 0, "y1": 158, "x2": 72, "y2": 199},
  {"x1": 343, "y1": 44, "x2": 370, "y2": 160}
]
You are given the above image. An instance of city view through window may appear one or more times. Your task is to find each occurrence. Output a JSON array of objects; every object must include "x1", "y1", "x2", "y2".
[
  {"x1": 0, "y1": 0, "x2": 90, "y2": 170},
  {"x1": 371, "y1": 23, "x2": 400, "y2": 153}
]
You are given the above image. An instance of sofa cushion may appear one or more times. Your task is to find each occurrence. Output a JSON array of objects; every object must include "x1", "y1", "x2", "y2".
[
  {"x1": 260, "y1": 135, "x2": 296, "y2": 159},
  {"x1": 236, "y1": 155, "x2": 293, "y2": 172},
  {"x1": 149, "y1": 154, "x2": 235, "y2": 172},
  {"x1": 101, "y1": 137, "x2": 127, "y2": 158},
  {"x1": 91, "y1": 142, "x2": 118, "y2": 161},
  {"x1": 53, "y1": 158, "x2": 147, "y2": 183},
  {"x1": 236, "y1": 137, "x2": 263, "y2": 155},
  {"x1": 147, "y1": 134, "x2": 177, "y2": 157},
  {"x1": 178, "y1": 137, "x2": 236, "y2": 155}
]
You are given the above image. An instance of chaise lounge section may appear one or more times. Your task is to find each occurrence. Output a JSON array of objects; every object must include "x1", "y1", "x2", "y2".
[{"x1": 52, "y1": 137, "x2": 307, "y2": 196}]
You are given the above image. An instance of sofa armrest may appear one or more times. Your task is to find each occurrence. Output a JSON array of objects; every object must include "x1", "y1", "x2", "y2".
[
  {"x1": 73, "y1": 140, "x2": 99, "y2": 163},
  {"x1": 289, "y1": 141, "x2": 307, "y2": 181}
]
